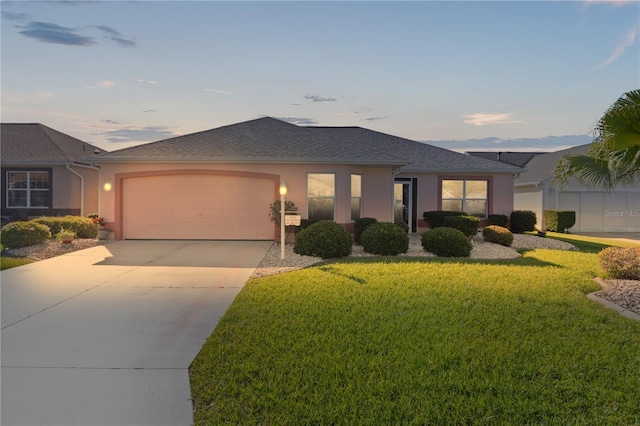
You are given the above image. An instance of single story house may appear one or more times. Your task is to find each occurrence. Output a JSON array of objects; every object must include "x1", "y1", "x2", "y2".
[
  {"x1": 1, "y1": 123, "x2": 106, "y2": 221},
  {"x1": 88, "y1": 117, "x2": 521, "y2": 240},
  {"x1": 509, "y1": 144, "x2": 639, "y2": 232}
]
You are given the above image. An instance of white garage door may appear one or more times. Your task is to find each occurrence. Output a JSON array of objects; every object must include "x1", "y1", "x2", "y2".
[
  {"x1": 123, "y1": 174, "x2": 275, "y2": 240},
  {"x1": 514, "y1": 190, "x2": 543, "y2": 229},
  {"x1": 559, "y1": 191, "x2": 640, "y2": 232}
]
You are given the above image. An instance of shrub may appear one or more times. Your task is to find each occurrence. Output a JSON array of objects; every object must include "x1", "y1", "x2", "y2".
[
  {"x1": 269, "y1": 200, "x2": 298, "y2": 228},
  {"x1": 510, "y1": 210, "x2": 537, "y2": 234},
  {"x1": 488, "y1": 214, "x2": 509, "y2": 227},
  {"x1": 443, "y1": 215, "x2": 479, "y2": 238},
  {"x1": 296, "y1": 219, "x2": 320, "y2": 233},
  {"x1": 361, "y1": 222, "x2": 409, "y2": 256},
  {"x1": 30, "y1": 216, "x2": 97, "y2": 238},
  {"x1": 482, "y1": 225, "x2": 514, "y2": 247},
  {"x1": 421, "y1": 227, "x2": 472, "y2": 257},
  {"x1": 544, "y1": 210, "x2": 576, "y2": 232},
  {"x1": 354, "y1": 217, "x2": 378, "y2": 245},
  {"x1": 423, "y1": 211, "x2": 466, "y2": 229},
  {"x1": 293, "y1": 221, "x2": 352, "y2": 259},
  {"x1": 599, "y1": 247, "x2": 640, "y2": 280},
  {"x1": 0, "y1": 221, "x2": 51, "y2": 249}
]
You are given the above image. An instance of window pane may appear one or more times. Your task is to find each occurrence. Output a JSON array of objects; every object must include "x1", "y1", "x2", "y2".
[
  {"x1": 442, "y1": 199, "x2": 463, "y2": 212},
  {"x1": 466, "y1": 200, "x2": 487, "y2": 218},
  {"x1": 309, "y1": 198, "x2": 334, "y2": 220},
  {"x1": 308, "y1": 174, "x2": 335, "y2": 197},
  {"x1": 442, "y1": 180, "x2": 463, "y2": 198},
  {"x1": 30, "y1": 191, "x2": 49, "y2": 207},
  {"x1": 351, "y1": 198, "x2": 361, "y2": 221},
  {"x1": 466, "y1": 181, "x2": 487, "y2": 199},
  {"x1": 30, "y1": 172, "x2": 50, "y2": 189},
  {"x1": 8, "y1": 172, "x2": 28, "y2": 189},
  {"x1": 8, "y1": 190, "x2": 27, "y2": 207},
  {"x1": 351, "y1": 174, "x2": 361, "y2": 197}
]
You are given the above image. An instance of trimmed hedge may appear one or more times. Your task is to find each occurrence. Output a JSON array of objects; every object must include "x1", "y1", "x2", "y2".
[
  {"x1": 293, "y1": 221, "x2": 352, "y2": 259},
  {"x1": 443, "y1": 215, "x2": 479, "y2": 238},
  {"x1": 30, "y1": 216, "x2": 97, "y2": 238},
  {"x1": 482, "y1": 225, "x2": 514, "y2": 247},
  {"x1": 599, "y1": 247, "x2": 640, "y2": 280},
  {"x1": 354, "y1": 217, "x2": 378, "y2": 245},
  {"x1": 423, "y1": 211, "x2": 466, "y2": 229},
  {"x1": 1, "y1": 221, "x2": 51, "y2": 249},
  {"x1": 544, "y1": 210, "x2": 576, "y2": 232},
  {"x1": 488, "y1": 214, "x2": 509, "y2": 227},
  {"x1": 510, "y1": 210, "x2": 537, "y2": 234},
  {"x1": 361, "y1": 222, "x2": 409, "y2": 256},
  {"x1": 421, "y1": 227, "x2": 472, "y2": 257}
]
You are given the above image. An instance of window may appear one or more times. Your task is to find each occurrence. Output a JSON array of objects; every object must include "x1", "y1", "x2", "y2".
[
  {"x1": 6, "y1": 171, "x2": 50, "y2": 208},
  {"x1": 441, "y1": 179, "x2": 487, "y2": 218},
  {"x1": 351, "y1": 174, "x2": 361, "y2": 221},
  {"x1": 307, "y1": 173, "x2": 335, "y2": 220}
]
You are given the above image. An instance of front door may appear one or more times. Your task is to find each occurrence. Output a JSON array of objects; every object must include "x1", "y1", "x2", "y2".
[{"x1": 394, "y1": 178, "x2": 417, "y2": 233}]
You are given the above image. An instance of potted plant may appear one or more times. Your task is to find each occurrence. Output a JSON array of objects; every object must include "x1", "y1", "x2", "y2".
[
  {"x1": 56, "y1": 228, "x2": 76, "y2": 244},
  {"x1": 91, "y1": 216, "x2": 111, "y2": 240}
]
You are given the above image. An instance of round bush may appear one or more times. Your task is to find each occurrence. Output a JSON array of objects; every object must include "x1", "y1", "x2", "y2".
[
  {"x1": 443, "y1": 215, "x2": 479, "y2": 238},
  {"x1": 30, "y1": 216, "x2": 97, "y2": 238},
  {"x1": 510, "y1": 210, "x2": 537, "y2": 234},
  {"x1": 599, "y1": 247, "x2": 640, "y2": 280},
  {"x1": 482, "y1": 225, "x2": 514, "y2": 247},
  {"x1": 293, "y1": 220, "x2": 352, "y2": 259},
  {"x1": 421, "y1": 227, "x2": 472, "y2": 257},
  {"x1": 1, "y1": 221, "x2": 51, "y2": 249},
  {"x1": 361, "y1": 222, "x2": 409, "y2": 256},
  {"x1": 354, "y1": 217, "x2": 378, "y2": 245}
]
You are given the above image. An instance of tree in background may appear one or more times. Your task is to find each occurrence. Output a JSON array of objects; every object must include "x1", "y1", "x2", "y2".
[{"x1": 555, "y1": 89, "x2": 640, "y2": 190}]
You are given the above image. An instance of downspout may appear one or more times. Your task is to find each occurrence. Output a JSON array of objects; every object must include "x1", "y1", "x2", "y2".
[
  {"x1": 65, "y1": 163, "x2": 85, "y2": 216},
  {"x1": 71, "y1": 162, "x2": 101, "y2": 214}
]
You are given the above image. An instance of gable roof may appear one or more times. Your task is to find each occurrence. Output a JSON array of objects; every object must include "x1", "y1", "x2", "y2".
[
  {"x1": 1, "y1": 123, "x2": 106, "y2": 164},
  {"x1": 466, "y1": 151, "x2": 543, "y2": 168},
  {"x1": 310, "y1": 127, "x2": 522, "y2": 173},
  {"x1": 89, "y1": 117, "x2": 408, "y2": 166},
  {"x1": 514, "y1": 143, "x2": 592, "y2": 186}
]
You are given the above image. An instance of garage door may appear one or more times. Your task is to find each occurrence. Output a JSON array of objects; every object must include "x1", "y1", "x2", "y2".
[
  {"x1": 559, "y1": 191, "x2": 640, "y2": 232},
  {"x1": 123, "y1": 174, "x2": 275, "y2": 240}
]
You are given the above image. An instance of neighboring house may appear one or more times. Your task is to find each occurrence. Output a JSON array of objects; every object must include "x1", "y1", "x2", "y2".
[
  {"x1": 1, "y1": 123, "x2": 106, "y2": 221},
  {"x1": 467, "y1": 151, "x2": 542, "y2": 168},
  {"x1": 509, "y1": 144, "x2": 639, "y2": 232},
  {"x1": 89, "y1": 117, "x2": 521, "y2": 240}
]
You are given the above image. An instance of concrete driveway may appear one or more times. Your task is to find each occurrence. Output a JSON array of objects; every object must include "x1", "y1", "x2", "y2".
[{"x1": 1, "y1": 240, "x2": 272, "y2": 426}]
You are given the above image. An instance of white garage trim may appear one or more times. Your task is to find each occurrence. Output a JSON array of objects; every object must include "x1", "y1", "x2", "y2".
[{"x1": 118, "y1": 170, "x2": 279, "y2": 240}]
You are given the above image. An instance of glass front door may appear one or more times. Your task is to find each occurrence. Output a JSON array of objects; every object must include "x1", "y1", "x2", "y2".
[{"x1": 394, "y1": 181, "x2": 411, "y2": 232}]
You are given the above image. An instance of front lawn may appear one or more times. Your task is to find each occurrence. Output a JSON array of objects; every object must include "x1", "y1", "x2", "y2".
[
  {"x1": 1, "y1": 256, "x2": 33, "y2": 270},
  {"x1": 190, "y1": 241, "x2": 640, "y2": 424}
]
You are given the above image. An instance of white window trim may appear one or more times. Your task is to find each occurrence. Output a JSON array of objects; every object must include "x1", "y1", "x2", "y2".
[
  {"x1": 442, "y1": 179, "x2": 488, "y2": 218},
  {"x1": 6, "y1": 170, "x2": 50, "y2": 209}
]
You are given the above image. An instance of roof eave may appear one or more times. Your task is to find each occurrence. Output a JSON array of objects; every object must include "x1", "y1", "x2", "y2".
[
  {"x1": 398, "y1": 167, "x2": 523, "y2": 174},
  {"x1": 86, "y1": 157, "x2": 409, "y2": 166}
]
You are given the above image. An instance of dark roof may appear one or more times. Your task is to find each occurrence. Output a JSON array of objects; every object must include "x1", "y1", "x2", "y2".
[
  {"x1": 466, "y1": 151, "x2": 543, "y2": 168},
  {"x1": 1, "y1": 123, "x2": 106, "y2": 164},
  {"x1": 311, "y1": 127, "x2": 522, "y2": 173},
  {"x1": 514, "y1": 144, "x2": 592, "y2": 185},
  {"x1": 89, "y1": 117, "x2": 407, "y2": 166}
]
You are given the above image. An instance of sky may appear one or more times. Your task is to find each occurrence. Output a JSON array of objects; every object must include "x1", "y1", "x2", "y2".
[{"x1": 1, "y1": 0, "x2": 639, "y2": 153}]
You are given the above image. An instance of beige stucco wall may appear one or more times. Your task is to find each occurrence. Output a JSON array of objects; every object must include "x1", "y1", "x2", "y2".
[
  {"x1": 51, "y1": 165, "x2": 100, "y2": 215},
  {"x1": 98, "y1": 163, "x2": 395, "y2": 238}
]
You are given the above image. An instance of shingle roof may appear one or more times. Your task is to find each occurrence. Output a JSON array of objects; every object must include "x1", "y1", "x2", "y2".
[
  {"x1": 310, "y1": 127, "x2": 522, "y2": 173},
  {"x1": 514, "y1": 144, "x2": 592, "y2": 185},
  {"x1": 89, "y1": 117, "x2": 408, "y2": 166},
  {"x1": 1, "y1": 123, "x2": 106, "y2": 164},
  {"x1": 466, "y1": 151, "x2": 543, "y2": 168}
]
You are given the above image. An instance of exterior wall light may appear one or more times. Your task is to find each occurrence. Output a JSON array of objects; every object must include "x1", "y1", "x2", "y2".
[{"x1": 103, "y1": 180, "x2": 113, "y2": 192}]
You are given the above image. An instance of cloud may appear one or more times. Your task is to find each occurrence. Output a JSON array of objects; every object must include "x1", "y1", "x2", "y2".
[
  {"x1": 1, "y1": 11, "x2": 30, "y2": 21},
  {"x1": 364, "y1": 116, "x2": 389, "y2": 121},
  {"x1": 142, "y1": 109, "x2": 157, "y2": 113},
  {"x1": 137, "y1": 79, "x2": 159, "y2": 85},
  {"x1": 93, "y1": 126, "x2": 176, "y2": 143},
  {"x1": 101, "y1": 119, "x2": 120, "y2": 124},
  {"x1": 598, "y1": 23, "x2": 638, "y2": 67},
  {"x1": 463, "y1": 112, "x2": 524, "y2": 126},
  {"x1": 273, "y1": 116, "x2": 318, "y2": 125},
  {"x1": 203, "y1": 89, "x2": 233, "y2": 95},
  {"x1": 583, "y1": 0, "x2": 637, "y2": 7},
  {"x1": 86, "y1": 80, "x2": 115, "y2": 89},
  {"x1": 18, "y1": 21, "x2": 96, "y2": 46},
  {"x1": 89, "y1": 25, "x2": 136, "y2": 48},
  {"x1": 304, "y1": 94, "x2": 337, "y2": 102}
]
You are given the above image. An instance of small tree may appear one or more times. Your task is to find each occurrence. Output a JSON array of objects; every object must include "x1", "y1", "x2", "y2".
[{"x1": 269, "y1": 200, "x2": 298, "y2": 228}]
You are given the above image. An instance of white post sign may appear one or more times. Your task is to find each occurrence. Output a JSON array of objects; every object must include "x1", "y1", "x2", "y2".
[{"x1": 285, "y1": 214, "x2": 301, "y2": 226}]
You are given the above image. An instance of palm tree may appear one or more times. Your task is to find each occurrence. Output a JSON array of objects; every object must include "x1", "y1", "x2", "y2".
[{"x1": 555, "y1": 89, "x2": 640, "y2": 190}]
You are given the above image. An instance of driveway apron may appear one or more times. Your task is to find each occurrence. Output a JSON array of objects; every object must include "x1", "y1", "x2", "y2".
[{"x1": 1, "y1": 240, "x2": 272, "y2": 426}]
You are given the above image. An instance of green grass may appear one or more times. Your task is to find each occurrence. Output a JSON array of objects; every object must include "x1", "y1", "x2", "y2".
[
  {"x1": 190, "y1": 238, "x2": 640, "y2": 425},
  {"x1": 1, "y1": 256, "x2": 33, "y2": 270},
  {"x1": 543, "y1": 231, "x2": 638, "y2": 253}
]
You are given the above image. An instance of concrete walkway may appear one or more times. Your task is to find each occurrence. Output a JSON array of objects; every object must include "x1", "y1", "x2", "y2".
[{"x1": 1, "y1": 240, "x2": 272, "y2": 426}]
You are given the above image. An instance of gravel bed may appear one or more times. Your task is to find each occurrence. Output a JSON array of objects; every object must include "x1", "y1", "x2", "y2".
[
  {"x1": 595, "y1": 279, "x2": 640, "y2": 316},
  {"x1": 3, "y1": 239, "x2": 111, "y2": 260}
]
